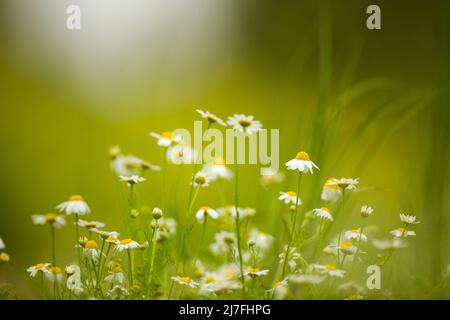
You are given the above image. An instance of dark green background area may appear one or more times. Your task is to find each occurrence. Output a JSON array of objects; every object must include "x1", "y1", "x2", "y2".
[{"x1": 0, "y1": 0, "x2": 449, "y2": 298}]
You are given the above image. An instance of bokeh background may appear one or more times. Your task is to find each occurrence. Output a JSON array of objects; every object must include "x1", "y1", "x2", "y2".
[{"x1": 0, "y1": 0, "x2": 449, "y2": 298}]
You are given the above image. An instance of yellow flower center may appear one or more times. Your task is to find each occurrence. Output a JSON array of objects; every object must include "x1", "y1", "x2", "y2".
[
  {"x1": 238, "y1": 119, "x2": 252, "y2": 128},
  {"x1": 195, "y1": 176, "x2": 206, "y2": 184},
  {"x1": 351, "y1": 229, "x2": 361, "y2": 234},
  {"x1": 200, "y1": 206, "x2": 210, "y2": 212},
  {"x1": 273, "y1": 281, "x2": 281, "y2": 289},
  {"x1": 213, "y1": 157, "x2": 225, "y2": 166},
  {"x1": 69, "y1": 195, "x2": 83, "y2": 201},
  {"x1": 49, "y1": 266, "x2": 62, "y2": 274},
  {"x1": 35, "y1": 263, "x2": 46, "y2": 270},
  {"x1": 107, "y1": 235, "x2": 117, "y2": 242},
  {"x1": 340, "y1": 241, "x2": 353, "y2": 248},
  {"x1": 286, "y1": 191, "x2": 297, "y2": 197},
  {"x1": 85, "y1": 222, "x2": 97, "y2": 229},
  {"x1": 85, "y1": 240, "x2": 98, "y2": 249},
  {"x1": 324, "y1": 178, "x2": 340, "y2": 190},
  {"x1": 204, "y1": 276, "x2": 216, "y2": 284},
  {"x1": 179, "y1": 277, "x2": 192, "y2": 284},
  {"x1": 112, "y1": 266, "x2": 123, "y2": 273},
  {"x1": 44, "y1": 213, "x2": 58, "y2": 223},
  {"x1": 325, "y1": 264, "x2": 337, "y2": 271},
  {"x1": 320, "y1": 207, "x2": 330, "y2": 213},
  {"x1": 399, "y1": 227, "x2": 407, "y2": 233},
  {"x1": 120, "y1": 238, "x2": 133, "y2": 245},
  {"x1": 295, "y1": 151, "x2": 310, "y2": 161},
  {"x1": 247, "y1": 267, "x2": 260, "y2": 273},
  {"x1": 161, "y1": 132, "x2": 173, "y2": 139}
]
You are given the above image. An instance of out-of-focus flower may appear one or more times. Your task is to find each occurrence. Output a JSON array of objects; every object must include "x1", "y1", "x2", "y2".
[
  {"x1": 196, "y1": 109, "x2": 226, "y2": 126},
  {"x1": 202, "y1": 157, "x2": 233, "y2": 181},
  {"x1": 278, "y1": 191, "x2": 301, "y2": 205},
  {"x1": 150, "y1": 131, "x2": 182, "y2": 147},
  {"x1": 32, "y1": 213, "x2": 66, "y2": 229},
  {"x1": 196, "y1": 206, "x2": 219, "y2": 224},
  {"x1": 321, "y1": 178, "x2": 342, "y2": 202},
  {"x1": 313, "y1": 207, "x2": 333, "y2": 221},
  {"x1": 171, "y1": 276, "x2": 199, "y2": 288}
]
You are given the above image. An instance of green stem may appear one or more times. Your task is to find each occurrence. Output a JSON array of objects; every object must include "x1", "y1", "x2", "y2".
[
  {"x1": 192, "y1": 216, "x2": 207, "y2": 267},
  {"x1": 148, "y1": 223, "x2": 158, "y2": 286},
  {"x1": 75, "y1": 215, "x2": 81, "y2": 269},
  {"x1": 234, "y1": 164, "x2": 245, "y2": 297},
  {"x1": 127, "y1": 249, "x2": 134, "y2": 287},
  {"x1": 282, "y1": 172, "x2": 302, "y2": 277},
  {"x1": 349, "y1": 227, "x2": 363, "y2": 276}
]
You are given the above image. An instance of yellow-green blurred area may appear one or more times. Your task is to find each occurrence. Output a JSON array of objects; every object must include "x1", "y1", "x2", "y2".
[{"x1": 0, "y1": 0, "x2": 449, "y2": 299}]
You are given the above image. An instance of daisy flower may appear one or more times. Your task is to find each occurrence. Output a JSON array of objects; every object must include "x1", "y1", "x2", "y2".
[
  {"x1": 196, "y1": 206, "x2": 219, "y2": 224},
  {"x1": 196, "y1": 109, "x2": 226, "y2": 126},
  {"x1": 167, "y1": 145, "x2": 198, "y2": 164},
  {"x1": 267, "y1": 278, "x2": 288, "y2": 299},
  {"x1": 245, "y1": 267, "x2": 270, "y2": 278},
  {"x1": 336, "y1": 241, "x2": 358, "y2": 256},
  {"x1": 105, "y1": 266, "x2": 125, "y2": 284},
  {"x1": 83, "y1": 240, "x2": 99, "y2": 261},
  {"x1": 218, "y1": 206, "x2": 256, "y2": 220},
  {"x1": 285, "y1": 151, "x2": 319, "y2": 174},
  {"x1": 149, "y1": 131, "x2": 182, "y2": 147},
  {"x1": 78, "y1": 219, "x2": 105, "y2": 230},
  {"x1": 313, "y1": 207, "x2": 333, "y2": 221},
  {"x1": 192, "y1": 171, "x2": 212, "y2": 187},
  {"x1": 111, "y1": 154, "x2": 160, "y2": 176},
  {"x1": 248, "y1": 228, "x2": 274, "y2": 252},
  {"x1": 31, "y1": 213, "x2": 66, "y2": 229},
  {"x1": 314, "y1": 264, "x2": 346, "y2": 278},
  {"x1": 227, "y1": 114, "x2": 262, "y2": 135},
  {"x1": 93, "y1": 230, "x2": 120, "y2": 242},
  {"x1": 372, "y1": 238, "x2": 405, "y2": 251},
  {"x1": 151, "y1": 207, "x2": 163, "y2": 220},
  {"x1": 27, "y1": 263, "x2": 50, "y2": 277},
  {"x1": 202, "y1": 157, "x2": 233, "y2": 180},
  {"x1": 278, "y1": 191, "x2": 301, "y2": 205},
  {"x1": 0, "y1": 252, "x2": 10, "y2": 263},
  {"x1": 46, "y1": 266, "x2": 64, "y2": 282},
  {"x1": 210, "y1": 231, "x2": 237, "y2": 255},
  {"x1": 115, "y1": 238, "x2": 140, "y2": 251},
  {"x1": 56, "y1": 195, "x2": 90, "y2": 215},
  {"x1": 327, "y1": 177, "x2": 359, "y2": 191},
  {"x1": 321, "y1": 178, "x2": 342, "y2": 202},
  {"x1": 260, "y1": 168, "x2": 285, "y2": 189},
  {"x1": 65, "y1": 265, "x2": 83, "y2": 294},
  {"x1": 345, "y1": 228, "x2": 368, "y2": 242},
  {"x1": 157, "y1": 218, "x2": 177, "y2": 236},
  {"x1": 390, "y1": 227, "x2": 416, "y2": 238},
  {"x1": 119, "y1": 175, "x2": 145, "y2": 186},
  {"x1": 400, "y1": 214, "x2": 420, "y2": 225},
  {"x1": 360, "y1": 205, "x2": 374, "y2": 218},
  {"x1": 289, "y1": 274, "x2": 325, "y2": 286},
  {"x1": 171, "y1": 276, "x2": 199, "y2": 288}
]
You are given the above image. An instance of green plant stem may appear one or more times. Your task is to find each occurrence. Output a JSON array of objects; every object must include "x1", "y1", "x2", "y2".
[
  {"x1": 282, "y1": 172, "x2": 302, "y2": 277},
  {"x1": 192, "y1": 216, "x2": 207, "y2": 267},
  {"x1": 75, "y1": 214, "x2": 81, "y2": 269},
  {"x1": 127, "y1": 249, "x2": 133, "y2": 287},
  {"x1": 234, "y1": 164, "x2": 245, "y2": 298},
  {"x1": 349, "y1": 227, "x2": 363, "y2": 277},
  {"x1": 148, "y1": 223, "x2": 158, "y2": 286}
]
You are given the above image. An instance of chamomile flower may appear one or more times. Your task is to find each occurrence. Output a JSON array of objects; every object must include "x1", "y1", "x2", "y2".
[
  {"x1": 372, "y1": 238, "x2": 405, "y2": 251},
  {"x1": 227, "y1": 114, "x2": 262, "y2": 135},
  {"x1": 46, "y1": 266, "x2": 64, "y2": 282},
  {"x1": 345, "y1": 228, "x2": 368, "y2": 242},
  {"x1": 285, "y1": 151, "x2": 319, "y2": 174},
  {"x1": 400, "y1": 214, "x2": 420, "y2": 225},
  {"x1": 313, "y1": 264, "x2": 346, "y2": 278},
  {"x1": 360, "y1": 205, "x2": 374, "y2": 218},
  {"x1": 99, "y1": 231, "x2": 120, "y2": 244},
  {"x1": 336, "y1": 241, "x2": 358, "y2": 256},
  {"x1": 150, "y1": 131, "x2": 182, "y2": 147},
  {"x1": 196, "y1": 206, "x2": 219, "y2": 224},
  {"x1": 221, "y1": 206, "x2": 256, "y2": 220},
  {"x1": 56, "y1": 195, "x2": 90, "y2": 215},
  {"x1": 111, "y1": 154, "x2": 160, "y2": 176},
  {"x1": 390, "y1": 227, "x2": 416, "y2": 238},
  {"x1": 321, "y1": 178, "x2": 342, "y2": 202},
  {"x1": 27, "y1": 263, "x2": 50, "y2": 277},
  {"x1": 105, "y1": 266, "x2": 125, "y2": 284},
  {"x1": 196, "y1": 109, "x2": 226, "y2": 126},
  {"x1": 245, "y1": 267, "x2": 270, "y2": 278},
  {"x1": 199, "y1": 272, "x2": 241, "y2": 296},
  {"x1": 210, "y1": 231, "x2": 237, "y2": 255},
  {"x1": 192, "y1": 171, "x2": 212, "y2": 187},
  {"x1": 278, "y1": 191, "x2": 301, "y2": 205},
  {"x1": 202, "y1": 157, "x2": 233, "y2": 180},
  {"x1": 313, "y1": 207, "x2": 333, "y2": 221},
  {"x1": 267, "y1": 278, "x2": 288, "y2": 299},
  {"x1": 115, "y1": 239, "x2": 140, "y2": 251},
  {"x1": 289, "y1": 274, "x2": 325, "y2": 286},
  {"x1": 260, "y1": 168, "x2": 285, "y2": 189},
  {"x1": 157, "y1": 218, "x2": 177, "y2": 236},
  {"x1": 31, "y1": 213, "x2": 66, "y2": 229},
  {"x1": 83, "y1": 240, "x2": 99, "y2": 261},
  {"x1": 78, "y1": 219, "x2": 105, "y2": 230},
  {"x1": 248, "y1": 228, "x2": 274, "y2": 252},
  {"x1": 119, "y1": 175, "x2": 145, "y2": 186},
  {"x1": 167, "y1": 145, "x2": 198, "y2": 164},
  {"x1": 66, "y1": 265, "x2": 83, "y2": 294},
  {"x1": 328, "y1": 177, "x2": 359, "y2": 191},
  {"x1": 171, "y1": 276, "x2": 199, "y2": 288}
]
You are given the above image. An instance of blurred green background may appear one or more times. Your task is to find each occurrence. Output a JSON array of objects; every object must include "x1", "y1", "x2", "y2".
[{"x1": 0, "y1": 0, "x2": 449, "y2": 298}]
